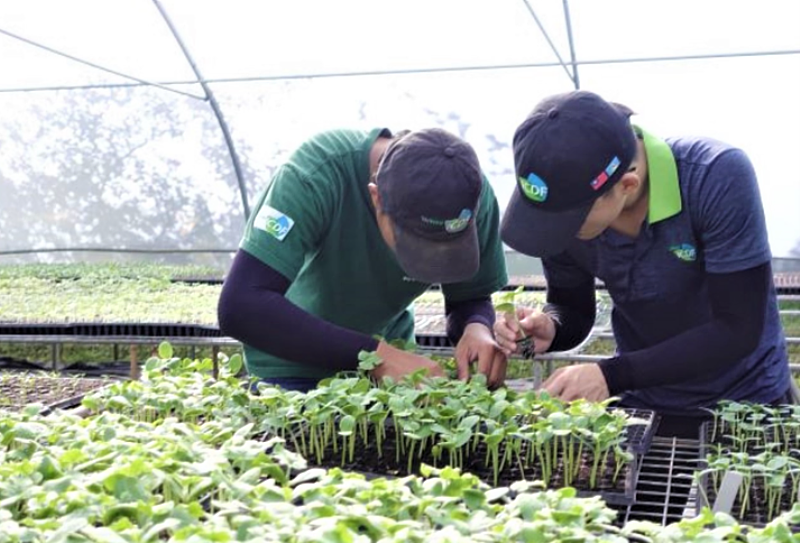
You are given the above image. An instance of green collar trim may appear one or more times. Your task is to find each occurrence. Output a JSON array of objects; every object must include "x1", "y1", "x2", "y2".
[{"x1": 636, "y1": 125, "x2": 681, "y2": 223}]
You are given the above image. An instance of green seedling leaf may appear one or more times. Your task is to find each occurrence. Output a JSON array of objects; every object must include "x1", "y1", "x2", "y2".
[
  {"x1": 494, "y1": 302, "x2": 515, "y2": 314},
  {"x1": 158, "y1": 341, "x2": 174, "y2": 359},
  {"x1": 357, "y1": 350, "x2": 383, "y2": 371},
  {"x1": 339, "y1": 415, "x2": 356, "y2": 436},
  {"x1": 289, "y1": 468, "x2": 327, "y2": 486},
  {"x1": 36, "y1": 455, "x2": 63, "y2": 481},
  {"x1": 462, "y1": 488, "x2": 485, "y2": 509},
  {"x1": 227, "y1": 353, "x2": 243, "y2": 375},
  {"x1": 484, "y1": 487, "x2": 510, "y2": 502}
]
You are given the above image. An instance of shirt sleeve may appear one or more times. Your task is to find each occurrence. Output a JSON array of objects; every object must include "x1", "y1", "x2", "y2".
[
  {"x1": 441, "y1": 178, "x2": 508, "y2": 302},
  {"x1": 691, "y1": 148, "x2": 771, "y2": 273},
  {"x1": 240, "y1": 160, "x2": 337, "y2": 281}
]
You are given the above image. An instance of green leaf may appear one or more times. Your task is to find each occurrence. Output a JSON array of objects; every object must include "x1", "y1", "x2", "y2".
[
  {"x1": 357, "y1": 350, "x2": 383, "y2": 371},
  {"x1": 46, "y1": 514, "x2": 90, "y2": 543},
  {"x1": 484, "y1": 487, "x2": 509, "y2": 502},
  {"x1": 460, "y1": 415, "x2": 480, "y2": 430},
  {"x1": 462, "y1": 488, "x2": 485, "y2": 509},
  {"x1": 157, "y1": 341, "x2": 174, "y2": 359},
  {"x1": 227, "y1": 353, "x2": 243, "y2": 375},
  {"x1": 36, "y1": 455, "x2": 63, "y2": 481},
  {"x1": 339, "y1": 415, "x2": 356, "y2": 436}
]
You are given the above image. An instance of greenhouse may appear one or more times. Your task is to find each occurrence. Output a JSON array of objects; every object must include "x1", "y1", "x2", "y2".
[{"x1": 1, "y1": 1, "x2": 800, "y2": 541}]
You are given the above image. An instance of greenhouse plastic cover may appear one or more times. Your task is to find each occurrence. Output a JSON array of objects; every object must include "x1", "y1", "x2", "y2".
[{"x1": 0, "y1": 0, "x2": 799, "y2": 268}]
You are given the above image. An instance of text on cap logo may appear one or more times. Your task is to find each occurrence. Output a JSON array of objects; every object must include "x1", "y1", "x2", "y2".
[{"x1": 519, "y1": 173, "x2": 549, "y2": 203}]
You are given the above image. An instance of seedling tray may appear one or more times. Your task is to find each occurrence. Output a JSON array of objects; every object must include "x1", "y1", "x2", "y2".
[
  {"x1": 0, "y1": 321, "x2": 221, "y2": 338},
  {"x1": 278, "y1": 421, "x2": 640, "y2": 505},
  {"x1": 696, "y1": 420, "x2": 800, "y2": 527},
  {"x1": 0, "y1": 322, "x2": 73, "y2": 335},
  {"x1": 619, "y1": 407, "x2": 659, "y2": 455},
  {"x1": 610, "y1": 436, "x2": 701, "y2": 526},
  {"x1": 0, "y1": 373, "x2": 112, "y2": 413}
]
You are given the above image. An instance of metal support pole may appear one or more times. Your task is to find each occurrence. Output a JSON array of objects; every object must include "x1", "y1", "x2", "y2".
[
  {"x1": 562, "y1": 0, "x2": 580, "y2": 89},
  {"x1": 520, "y1": 0, "x2": 575, "y2": 85},
  {"x1": 152, "y1": 0, "x2": 251, "y2": 220},
  {"x1": 212, "y1": 345, "x2": 220, "y2": 380},
  {"x1": 130, "y1": 344, "x2": 139, "y2": 381},
  {"x1": 51, "y1": 343, "x2": 61, "y2": 371}
]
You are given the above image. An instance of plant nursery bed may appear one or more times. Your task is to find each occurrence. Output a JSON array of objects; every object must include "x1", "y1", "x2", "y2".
[
  {"x1": 277, "y1": 426, "x2": 639, "y2": 505},
  {"x1": 0, "y1": 372, "x2": 110, "y2": 413},
  {"x1": 696, "y1": 404, "x2": 800, "y2": 527},
  {"x1": 0, "y1": 321, "x2": 224, "y2": 338},
  {"x1": 0, "y1": 322, "x2": 73, "y2": 336}
]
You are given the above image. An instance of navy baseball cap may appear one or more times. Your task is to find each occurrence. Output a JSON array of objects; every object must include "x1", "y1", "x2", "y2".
[
  {"x1": 377, "y1": 128, "x2": 483, "y2": 284},
  {"x1": 501, "y1": 90, "x2": 637, "y2": 257}
]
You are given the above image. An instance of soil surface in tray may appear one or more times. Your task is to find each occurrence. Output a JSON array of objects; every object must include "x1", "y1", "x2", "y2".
[
  {"x1": 0, "y1": 372, "x2": 109, "y2": 411},
  {"x1": 281, "y1": 432, "x2": 631, "y2": 496}
]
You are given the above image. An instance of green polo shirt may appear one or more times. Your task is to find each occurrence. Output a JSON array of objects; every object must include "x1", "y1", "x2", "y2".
[{"x1": 240, "y1": 128, "x2": 508, "y2": 379}]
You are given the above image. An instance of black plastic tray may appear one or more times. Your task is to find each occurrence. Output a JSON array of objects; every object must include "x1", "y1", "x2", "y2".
[
  {"x1": 620, "y1": 408, "x2": 659, "y2": 455},
  {"x1": 696, "y1": 420, "x2": 800, "y2": 527},
  {"x1": 0, "y1": 321, "x2": 220, "y2": 338}
]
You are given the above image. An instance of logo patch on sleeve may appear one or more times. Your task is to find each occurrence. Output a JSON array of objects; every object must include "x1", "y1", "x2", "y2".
[{"x1": 254, "y1": 204, "x2": 295, "y2": 241}]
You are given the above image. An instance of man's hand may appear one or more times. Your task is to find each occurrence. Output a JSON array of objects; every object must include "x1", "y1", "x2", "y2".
[
  {"x1": 542, "y1": 363, "x2": 609, "y2": 402},
  {"x1": 370, "y1": 341, "x2": 445, "y2": 383},
  {"x1": 454, "y1": 322, "x2": 506, "y2": 388},
  {"x1": 494, "y1": 307, "x2": 557, "y2": 357}
]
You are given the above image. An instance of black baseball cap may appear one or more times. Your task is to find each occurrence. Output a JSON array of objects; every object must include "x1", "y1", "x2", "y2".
[
  {"x1": 377, "y1": 128, "x2": 483, "y2": 284},
  {"x1": 501, "y1": 90, "x2": 637, "y2": 257}
]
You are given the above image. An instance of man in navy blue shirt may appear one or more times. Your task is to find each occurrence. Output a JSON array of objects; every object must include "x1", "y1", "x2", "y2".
[{"x1": 494, "y1": 90, "x2": 791, "y2": 437}]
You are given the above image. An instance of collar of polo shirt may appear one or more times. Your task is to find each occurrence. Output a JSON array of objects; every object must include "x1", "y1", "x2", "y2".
[{"x1": 635, "y1": 125, "x2": 681, "y2": 224}]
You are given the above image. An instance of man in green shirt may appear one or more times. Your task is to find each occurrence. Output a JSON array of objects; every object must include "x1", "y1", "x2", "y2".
[{"x1": 218, "y1": 128, "x2": 508, "y2": 391}]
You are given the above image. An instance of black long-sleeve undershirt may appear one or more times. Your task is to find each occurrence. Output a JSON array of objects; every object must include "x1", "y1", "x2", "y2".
[
  {"x1": 218, "y1": 250, "x2": 495, "y2": 371},
  {"x1": 544, "y1": 263, "x2": 771, "y2": 395}
]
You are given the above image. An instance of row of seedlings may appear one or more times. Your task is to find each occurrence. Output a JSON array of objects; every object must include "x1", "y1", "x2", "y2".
[{"x1": 699, "y1": 400, "x2": 800, "y2": 525}]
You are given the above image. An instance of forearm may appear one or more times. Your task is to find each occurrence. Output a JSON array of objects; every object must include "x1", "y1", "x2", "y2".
[
  {"x1": 445, "y1": 296, "x2": 495, "y2": 344},
  {"x1": 599, "y1": 263, "x2": 770, "y2": 395},
  {"x1": 218, "y1": 251, "x2": 379, "y2": 371}
]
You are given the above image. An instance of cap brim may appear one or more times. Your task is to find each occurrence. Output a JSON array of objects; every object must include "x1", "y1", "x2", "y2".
[
  {"x1": 393, "y1": 222, "x2": 480, "y2": 284},
  {"x1": 501, "y1": 189, "x2": 592, "y2": 258}
]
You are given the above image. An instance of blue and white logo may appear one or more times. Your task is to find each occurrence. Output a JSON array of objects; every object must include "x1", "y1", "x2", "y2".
[
  {"x1": 519, "y1": 173, "x2": 549, "y2": 203},
  {"x1": 669, "y1": 243, "x2": 697, "y2": 262},
  {"x1": 255, "y1": 204, "x2": 295, "y2": 241},
  {"x1": 445, "y1": 208, "x2": 472, "y2": 233}
]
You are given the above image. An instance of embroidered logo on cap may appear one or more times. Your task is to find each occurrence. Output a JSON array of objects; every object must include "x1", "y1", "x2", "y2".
[
  {"x1": 444, "y1": 209, "x2": 472, "y2": 233},
  {"x1": 590, "y1": 156, "x2": 621, "y2": 191},
  {"x1": 254, "y1": 204, "x2": 295, "y2": 241},
  {"x1": 519, "y1": 173, "x2": 549, "y2": 203},
  {"x1": 421, "y1": 208, "x2": 473, "y2": 233}
]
